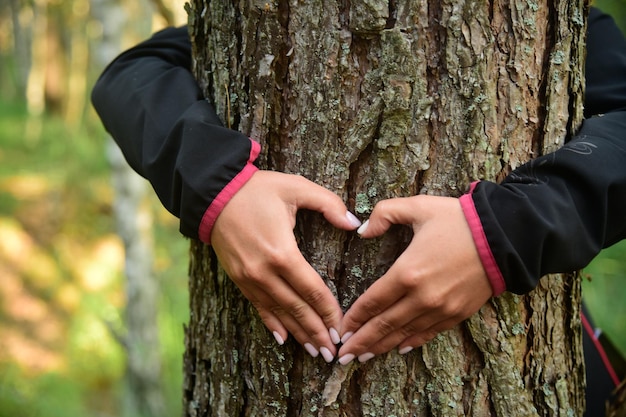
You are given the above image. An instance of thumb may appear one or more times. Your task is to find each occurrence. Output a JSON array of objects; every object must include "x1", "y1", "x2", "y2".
[
  {"x1": 291, "y1": 176, "x2": 362, "y2": 231},
  {"x1": 357, "y1": 196, "x2": 426, "y2": 238}
]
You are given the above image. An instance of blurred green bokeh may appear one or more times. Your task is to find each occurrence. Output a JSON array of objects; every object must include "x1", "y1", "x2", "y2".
[
  {"x1": 0, "y1": 96, "x2": 189, "y2": 416},
  {"x1": 0, "y1": 1, "x2": 189, "y2": 415}
]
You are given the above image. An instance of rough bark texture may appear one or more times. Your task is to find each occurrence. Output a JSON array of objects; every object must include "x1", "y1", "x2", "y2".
[{"x1": 183, "y1": 1, "x2": 588, "y2": 415}]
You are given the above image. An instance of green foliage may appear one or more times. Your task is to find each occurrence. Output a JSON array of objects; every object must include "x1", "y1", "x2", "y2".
[
  {"x1": 0, "y1": 98, "x2": 188, "y2": 416},
  {"x1": 583, "y1": 242, "x2": 626, "y2": 358},
  {"x1": 594, "y1": 0, "x2": 626, "y2": 32}
]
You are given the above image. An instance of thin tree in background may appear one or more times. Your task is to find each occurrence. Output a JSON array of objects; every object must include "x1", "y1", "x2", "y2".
[{"x1": 91, "y1": 0, "x2": 166, "y2": 416}]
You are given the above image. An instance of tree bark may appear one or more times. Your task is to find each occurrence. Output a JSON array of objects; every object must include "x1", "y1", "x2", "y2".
[{"x1": 183, "y1": 1, "x2": 588, "y2": 415}]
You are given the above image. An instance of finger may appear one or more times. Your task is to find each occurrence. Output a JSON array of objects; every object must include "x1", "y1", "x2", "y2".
[
  {"x1": 339, "y1": 266, "x2": 406, "y2": 343},
  {"x1": 338, "y1": 314, "x2": 410, "y2": 361},
  {"x1": 289, "y1": 176, "x2": 362, "y2": 230},
  {"x1": 239, "y1": 287, "x2": 289, "y2": 346},
  {"x1": 247, "y1": 255, "x2": 340, "y2": 353},
  {"x1": 273, "y1": 245, "x2": 344, "y2": 338},
  {"x1": 226, "y1": 242, "x2": 339, "y2": 359},
  {"x1": 267, "y1": 300, "x2": 337, "y2": 362},
  {"x1": 246, "y1": 281, "x2": 338, "y2": 361},
  {"x1": 338, "y1": 287, "x2": 425, "y2": 357},
  {"x1": 339, "y1": 312, "x2": 459, "y2": 364},
  {"x1": 348, "y1": 307, "x2": 441, "y2": 357},
  {"x1": 357, "y1": 197, "x2": 425, "y2": 238},
  {"x1": 397, "y1": 319, "x2": 462, "y2": 354}
]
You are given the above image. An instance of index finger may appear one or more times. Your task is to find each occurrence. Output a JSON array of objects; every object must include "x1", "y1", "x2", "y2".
[
  {"x1": 339, "y1": 269, "x2": 404, "y2": 342},
  {"x1": 273, "y1": 243, "x2": 344, "y2": 341}
]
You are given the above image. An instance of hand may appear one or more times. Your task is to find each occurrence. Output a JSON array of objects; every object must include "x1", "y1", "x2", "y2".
[
  {"x1": 210, "y1": 170, "x2": 362, "y2": 362},
  {"x1": 337, "y1": 195, "x2": 493, "y2": 365}
]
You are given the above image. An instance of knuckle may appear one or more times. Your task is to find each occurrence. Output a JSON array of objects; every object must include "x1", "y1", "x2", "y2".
[
  {"x1": 360, "y1": 298, "x2": 385, "y2": 317},
  {"x1": 265, "y1": 246, "x2": 292, "y2": 269},
  {"x1": 349, "y1": 339, "x2": 372, "y2": 355},
  {"x1": 372, "y1": 199, "x2": 391, "y2": 216},
  {"x1": 341, "y1": 315, "x2": 361, "y2": 331},
  {"x1": 442, "y1": 302, "x2": 462, "y2": 318},
  {"x1": 256, "y1": 308, "x2": 274, "y2": 324},
  {"x1": 373, "y1": 317, "x2": 395, "y2": 336},
  {"x1": 302, "y1": 287, "x2": 328, "y2": 309},
  {"x1": 286, "y1": 301, "x2": 309, "y2": 321},
  {"x1": 401, "y1": 322, "x2": 421, "y2": 338},
  {"x1": 397, "y1": 271, "x2": 421, "y2": 291},
  {"x1": 268, "y1": 304, "x2": 287, "y2": 317},
  {"x1": 438, "y1": 297, "x2": 466, "y2": 319},
  {"x1": 240, "y1": 263, "x2": 265, "y2": 285},
  {"x1": 418, "y1": 293, "x2": 441, "y2": 311},
  {"x1": 424, "y1": 328, "x2": 442, "y2": 342}
]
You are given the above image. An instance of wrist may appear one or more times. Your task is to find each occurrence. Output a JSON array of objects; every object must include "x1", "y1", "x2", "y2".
[
  {"x1": 459, "y1": 182, "x2": 506, "y2": 296},
  {"x1": 199, "y1": 140, "x2": 261, "y2": 244}
]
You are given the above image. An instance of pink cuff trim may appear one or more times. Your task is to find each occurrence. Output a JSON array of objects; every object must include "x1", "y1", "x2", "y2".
[
  {"x1": 198, "y1": 139, "x2": 261, "y2": 244},
  {"x1": 459, "y1": 181, "x2": 506, "y2": 296}
]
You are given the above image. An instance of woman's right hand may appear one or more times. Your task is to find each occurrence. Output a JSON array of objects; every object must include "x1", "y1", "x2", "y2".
[{"x1": 210, "y1": 170, "x2": 362, "y2": 362}]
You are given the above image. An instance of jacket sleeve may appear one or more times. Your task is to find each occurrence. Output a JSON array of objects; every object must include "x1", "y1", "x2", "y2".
[
  {"x1": 91, "y1": 27, "x2": 260, "y2": 244},
  {"x1": 460, "y1": 8, "x2": 626, "y2": 295}
]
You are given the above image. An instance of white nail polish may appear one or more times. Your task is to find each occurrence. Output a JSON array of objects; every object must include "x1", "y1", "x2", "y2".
[
  {"x1": 272, "y1": 331, "x2": 285, "y2": 346},
  {"x1": 357, "y1": 219, "x2": 369, "y2": 235},
  {"x1": 358, "y1": 352, "x2": 375, "y2": 363},
  {"x1": 329, "y1": 328, "x2": 341, "y2": 345},
  {"x1": 398, "y1": 346, "x2": 414, "y2": 355},
  {"x1": 346, "y1": 211, "x2": 362, "y2": 228},
  {"x1": 320, "y1": 347, "x2": 334, "y2": 363},
  {"x1": 304, "y1": 343, "x2": 319, "y2": 358},
  {"x1": 341, "y1": 331, "x2": 354, "y2": 344},
  {"x1": 338, "y1": 353, "x2": 355, "y2": 365}
]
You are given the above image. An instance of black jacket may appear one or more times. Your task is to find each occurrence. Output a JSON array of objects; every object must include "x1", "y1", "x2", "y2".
[{"x1": 92, "y1": 8, "x2": 626, "y2": 296}]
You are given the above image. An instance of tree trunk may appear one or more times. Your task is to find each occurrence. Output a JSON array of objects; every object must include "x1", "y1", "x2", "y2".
[
  {"x1": 5, "y1": 0, "x2": 33, "y2": 101},
  {"x1": 183, "y1": 1, "x2": 588, "y2": 415}
]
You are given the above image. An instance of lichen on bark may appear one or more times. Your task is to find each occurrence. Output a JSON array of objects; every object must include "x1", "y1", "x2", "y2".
[{"x1": 183, "y1": 1, "x2": 588, "y2": 415}]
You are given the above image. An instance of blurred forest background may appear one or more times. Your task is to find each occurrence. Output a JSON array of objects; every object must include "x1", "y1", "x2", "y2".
[{"x1": 0, "y1": 1, "x2": 624, "y2": 416}]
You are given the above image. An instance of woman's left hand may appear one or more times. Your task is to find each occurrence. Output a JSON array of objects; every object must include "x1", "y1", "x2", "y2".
[{"x1": 337, "y1": 195, "x2": 493, "y2": 365}]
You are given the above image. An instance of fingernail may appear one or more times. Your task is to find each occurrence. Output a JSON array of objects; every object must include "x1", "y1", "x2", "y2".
[
  {"x1": 345, "y1": 211, "x2": 362, "y2": 228},
  {"x1": 329, "y1": 328, "x2": 340, "y2": 345},
  {"x1": 357, "y1": 220, "x2": 369, "y2": 235},
  {"x1": 358, "y1": 352, "x2": 375, "y2": 363},
  {"x1": 340, "y1": 331, "x2": 353, "y2": 344},
  {"x1": 320, "y1": 347, "x2": 334, "y2": 363},
  {"x1": 272, "y1": 331, "x2": 285, "y2": 346},
  {"x1": 398, "y1": 346, "x2": 414, "y2": 355},
  {"x1": 304, "y1": 343, "x2": 319, "y2": 358},
  {"x1": 338, "y1": 353, "x2": 355, "y2": 365}
]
